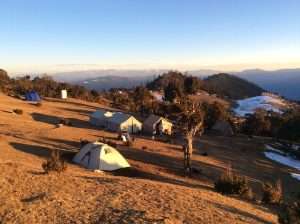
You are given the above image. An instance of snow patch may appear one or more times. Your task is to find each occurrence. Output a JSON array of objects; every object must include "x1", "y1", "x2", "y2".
[
  {"x1": 264, "y1": 151, "x2": 300, "y2": 181},
  {"x1": 264, "y1": 151, "x2": 300, "y2": 170},
  {"x1": 234, "y1": 95, "x2": 286, "y2": 116},
  {"x1": 265, "y1": 144, "x2": 285, "y2": 154},
  {"x1": 291, "y1": 173, "x2": 300, "y2": 181}
]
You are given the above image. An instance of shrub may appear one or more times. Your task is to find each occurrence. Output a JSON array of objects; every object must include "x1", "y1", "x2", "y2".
[
  {"x1": 278, "y1": 196, "x2": 300, "y2": 224},
  {"x1": 262, "y1": 180, "x2": 282, "y2": 205},
  {"x1": 42, "y1": 149, "x2": 67, "y2": 173},
  {"x1": 13, "y1": 109, "x2": 23, "y2": 115},
  {"x1": 215, "y1": 168, "x2": 252, "y2": 199}
]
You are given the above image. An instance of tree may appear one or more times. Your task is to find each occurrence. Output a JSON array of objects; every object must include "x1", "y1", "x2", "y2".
[
  {"x1": 242, "y1": 109, "x2": 271, "y2": 136},
  {"x1": 202, "y1": 102, "x2": 228, "y2": 129},
  {"x1": 0, "y1": 69, "x2": 10, "y2": 92},
  {"x1": 184, "y1": 76, "x2": 203, "y2": 94},
  {"x1": 177, "y1": 99, "x2": 205, "y2": 174},
  {"x1": 164, "y1": 82, "x2": 184, "y2": 103},
  {"x1": 277, "y1": 109, "x2": 300, "y2": 141}
]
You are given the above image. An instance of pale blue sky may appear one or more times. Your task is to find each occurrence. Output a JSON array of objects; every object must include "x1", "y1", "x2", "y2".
[{"x1": 1, "y1": 0, "x2": 300, "y2": 73}]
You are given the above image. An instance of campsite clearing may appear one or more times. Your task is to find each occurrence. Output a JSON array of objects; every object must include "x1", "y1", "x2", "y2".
[{"x1": 0, "y1": 93, "x2": 299, "y2": 223}]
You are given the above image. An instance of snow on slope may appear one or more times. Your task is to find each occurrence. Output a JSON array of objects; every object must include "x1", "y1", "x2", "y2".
[
  {"x1": 234, "y1": 95, "x2": 286, "y2": 116},
  {"x1": 264, "y1": 151, "x2": 300, "y2": 170},
  {"x1": 265, "y1": 144, "x2": 286, "y2": 155},
  {"x1": 291, "y1": 173, "x2": 300, "y2": 181},
  {"x1": 264, "y1": 150, "x2": 300, "y2": 181}
]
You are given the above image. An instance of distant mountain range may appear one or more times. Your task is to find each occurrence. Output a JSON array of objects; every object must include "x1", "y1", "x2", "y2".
[
  {"x1": 232, "y1": 69, "x2": 300, "y2": 100},
  {"x1": 52, "y1": 68, "x2": 300, "y2": 100}
]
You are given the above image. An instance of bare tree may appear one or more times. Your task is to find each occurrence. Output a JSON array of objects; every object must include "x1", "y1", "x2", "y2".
[{"x1": 178, "y1": 99, "x2": 205, "y2": 174}]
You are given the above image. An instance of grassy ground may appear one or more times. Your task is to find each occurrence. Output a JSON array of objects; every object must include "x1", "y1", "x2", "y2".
[{"x1": 1, "y1": 93, "x2": 298, "y2": 223}]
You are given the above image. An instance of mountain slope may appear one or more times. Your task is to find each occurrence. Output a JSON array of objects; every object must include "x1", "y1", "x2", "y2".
[
  {"x1": 233, "y1": 68, "x2": 300, "y2": 100},
  {"x1": 0, "y1": 93, "x2": 285, "y2": 223},
  {"x1": 204, "y1": 73, "x2": 264, "y2": 99}
]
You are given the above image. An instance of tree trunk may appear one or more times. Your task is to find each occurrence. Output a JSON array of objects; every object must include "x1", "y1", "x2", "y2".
[{"x1": 184, "y1": 134, "x2": 193, "y2": 175}]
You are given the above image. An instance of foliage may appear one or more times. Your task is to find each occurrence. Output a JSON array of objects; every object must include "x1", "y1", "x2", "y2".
[
  {"x1": 184, "y1": 76, "x2": 204, "y2": 94},
  {"x1": 146, "y1": 71, "x2": 186, "y2": 91},
  {"x1": 42, "y1": 149, "x2": 67, "y2": 173},
  {"x1": 242, "y1": 109, "x2": 272, "y2": 136},
  {"x1": 131, "y1": 86, "x2": 154, "y2": 115},
  {"x1": 175, "y1": 99, "x2": 205, "y2": 173},
  {"x1": 214, "y1": 168, "x2": 252, "y2": 199},
  {"x1": 241, "y1": 107, "x2": 300, "y2": 142},
  {"x1": 262, "y1": 180, "x2": 282, "y2": 205},
  {"x1": 2, "y1": 73, "x2": 103, "y2": 103},
  {"x1": 0, "y1": 69, "x2": 10, "y2": 92},
  {"x1": 202, "y1": 102, "x2": 228, "y2": 129},
  {"x1": 204, "y1": 73, "x2": 264, "y2": 99},
  {"x1": 278, "y1": 194, "x2": 300, "y2": 224},
  {"x1": 277, "y1": 109, "x2": 300, "y2": 142},
  {"x1": 164, "y1": 82, "x2": 184, "y2": 103},
  {"x1": 147, "y1": 71, "x2": 264, "y2": 100}
]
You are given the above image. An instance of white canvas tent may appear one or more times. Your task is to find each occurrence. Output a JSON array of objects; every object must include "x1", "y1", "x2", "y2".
[
  {"x1": 90, "y1": 109, "x2": 114, "y2": 127},
  {"x1": 107, "y1": 112, "x2": 142, "y2": 134},
  {"x1": 90, "y1": 109, "x2": 142, "y2": 134},
  {"x1": 73, "y1": 142, "x2": 130, "y2": 171},
  {"x1": 143, "y1": 114, "x2": 173, "y2": 135}
]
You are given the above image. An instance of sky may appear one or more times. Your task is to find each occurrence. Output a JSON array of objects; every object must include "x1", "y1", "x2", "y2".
[{"x1": 1, "y1": 0, "x2": 300, "y2": 74}]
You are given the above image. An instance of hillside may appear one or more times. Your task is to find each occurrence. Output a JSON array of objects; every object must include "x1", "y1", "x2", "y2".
[
  {"x1": 233, "y1": 69, "x2": 300, "y2": 101},
  {"x1": 1, "y1": 93, "x2": 300, "y2": 223},
  {"x1": 145, "y1": 72, "x2": 264, "y2": 100},
  {"x1": 204, "y1": 73, "x2": 264, "y2": 99}
]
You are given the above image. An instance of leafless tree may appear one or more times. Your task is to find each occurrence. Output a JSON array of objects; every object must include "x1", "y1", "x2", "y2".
[{"x1": 177, "y1": 99, "x2": 205, "y2": 174}]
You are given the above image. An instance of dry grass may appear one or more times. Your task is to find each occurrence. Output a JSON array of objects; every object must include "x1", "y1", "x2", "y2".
[
  {"x1": 0, "y1": 93, "x2": 297, "y2": 223},
  {"x1": 262, "y1": 180, "x2": 283, "y2": 205}
]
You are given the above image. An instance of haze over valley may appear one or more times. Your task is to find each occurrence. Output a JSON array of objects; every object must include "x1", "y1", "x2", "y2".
[{"x1": 50, "y1": 68, "x2": 300, "y2": 100}]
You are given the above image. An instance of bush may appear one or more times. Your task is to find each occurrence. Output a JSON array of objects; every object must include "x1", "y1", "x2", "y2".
[
  {"x1": 215, "y1": 169, "x2": 252, "y2": 199},
  {"x1": 13, "y1": 109, "x2": 23, "y2": 115},
  {"x1": 278, "y1": 196, "x2": 300, "y2": 224},
  {"x1": 262, "y1": 180, "x2": 282, "y2": 205},
  {"x1": 42, "y1": 149, "x2": 67, "y2": 173}
]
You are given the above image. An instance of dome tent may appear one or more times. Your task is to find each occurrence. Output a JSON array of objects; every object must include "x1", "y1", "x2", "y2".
[
  {"x1": 211, "y1": 120, "x2": 234, "y2": 136},
  {"x1": 25, "y1": 91, "x2": 41, "y2": 102},
  {"x1": 73, "y1": 142, "x2": 130, "y2": 171}
]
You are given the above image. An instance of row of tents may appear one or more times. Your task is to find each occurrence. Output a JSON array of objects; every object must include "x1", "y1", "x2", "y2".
[
  {"x1": 24, "y1": 90, "x2": 67, "y2": 102},
  {"x1": 73, "y1": 119, "x2": 234, "y2": 173},
  {"x1": 89, "y1": 108, "x2": 234, "y2": 136},
  {"x1": 90, "y1": 109, "x2": 173, "y2": 135}
]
